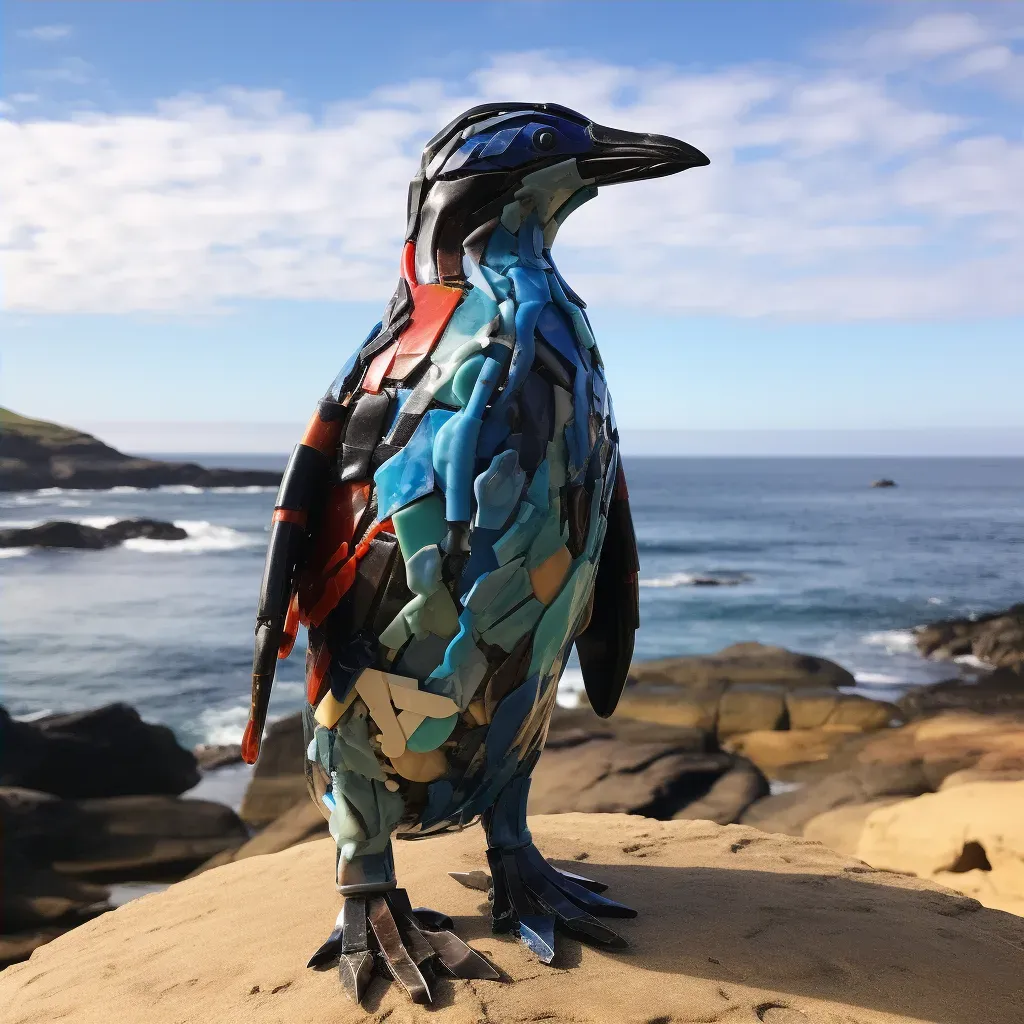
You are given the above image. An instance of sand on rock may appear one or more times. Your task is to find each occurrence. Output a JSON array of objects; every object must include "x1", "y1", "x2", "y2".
[{"x1": 2, "y1": 814, "x2": 1022, "y2": 1024}]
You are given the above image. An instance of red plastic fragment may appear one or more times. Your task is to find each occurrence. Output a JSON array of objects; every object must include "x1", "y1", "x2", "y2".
[
  {"x1": 272, "y1": 508, "x2": 308, "y2": 527},
  {"x1": 361, "y1": 242, "x2": 463, "y2": 394},
  {"x1": 278, "y1": 592, "x2": 301, "y2": 660},
  {"x1": 301, "y1": 410, "x2": 343, "y2": 455},
  {"x1": 241, "y1": 719, "x2": 259, "y2": 765},
  {"x1": 306, "y1": 642, "x2": 333, "y2": 706}
]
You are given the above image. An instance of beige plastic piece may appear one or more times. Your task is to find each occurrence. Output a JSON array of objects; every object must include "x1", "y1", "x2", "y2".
[
  {"x1": 529, "y1": 544, "x2": 572, "y2": 605},
  {"x1": 389, "y1": 682, "x2": 460, "y2": 719},
  {"x1": 384, "y1": 779, "x2": 400, "y2": 793},
  {"x1": 467, "y1": 700, "x2": 489, "y2": 726},
  {"x1": 314, "y1": 687, "x2": 357, "y2": 729},
  {"x1": 397, "y1": 709, "x2": 426, "y2": 739},
  {"x1": 354, "y1": 669, "x2": 406, "y2": 759},
  {"x1": 388, "y1": 747, "x2": 448, "y2": 783}
]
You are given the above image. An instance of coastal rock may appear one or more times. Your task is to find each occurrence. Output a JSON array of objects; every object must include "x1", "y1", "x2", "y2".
[
  {"x1": 239, "y1": 714, "x2": 308, "y2": 827},
  {"x1": 191, "y1": 800, "x2": 330, "y2": 876},
  {"x1": 899, "y1": 667, "x2": 1024, "y2": 716},
  {"x1": 802, "y1": 799, "x2": 903, "y2": 856},
  {"x1": 914, "y1": 604, "x2": 1024, "y2": 670},
  {"x1": 723, "y1": 727, "x2": 858, "y2": 774},
  {"x1": 740, "y1": 761, "x2": 932, "y2": 836},
  {"x1": 3, "y1": 786, "x2": 249, "y2": 882},
  {"x1": 0, "y1": 406, "x2": 281, "y2": 492},
  {"x1": 0, "y1": 703, "x2": 200, "y2": 798},
  {"x1": 193, "y1": 743, "x2": 244, "y2": 771},
  {"x1": 0, "y1": 519, "x2": 187, "y2": 550},
  {"x1": 3, "y1": 815, "x2": 1023, "y2": 1024},
  {"x1": 628, "y1": 642, "x2": 857, "y2": 691},
  {"x1": 870, "y1": 478, "x2": 897, "y2": 488},
  {"x1": 856, "y1": 781, "x2": 1024, "y2": 916}
]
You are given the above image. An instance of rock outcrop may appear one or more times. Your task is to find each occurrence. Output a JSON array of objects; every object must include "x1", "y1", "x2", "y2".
[
  {"x1": 915, "y1": 604, "x2": 1024, "y2": 670},
  {"x1": 0, "y1": 406, "x2": 281, "y2": 491},
  {"x1": 3, "y1": 814, "x2": 1022, "y2": 1024},
  {"x1": 0, "y1": 519, "x2": 187, "y2": 550},
  {"x1": 0, "y1": 704, "x2": 200, "y2": 798},
  {"x1": 616, "y1": 644, "x2": 899, "y2": 765},
  {"x1": 855, "y1": 780, "x2": 1024, "y2": 917},
  {"x1": 899, "y1": 666, "x2": 1024, "y2": 716}
]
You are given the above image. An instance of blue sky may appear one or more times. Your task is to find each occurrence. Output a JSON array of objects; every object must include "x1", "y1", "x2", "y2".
[{"x1": 3, "y1": 2, "x2": 1023, "y2": 453}]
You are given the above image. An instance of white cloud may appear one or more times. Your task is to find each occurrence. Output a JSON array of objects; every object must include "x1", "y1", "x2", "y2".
[
  {"x1": 18, "y1": 24, "x2": 73, "y2": 42},
  {"x1": 2, "y1": 44, "x2": 1022, "y2": 320}
]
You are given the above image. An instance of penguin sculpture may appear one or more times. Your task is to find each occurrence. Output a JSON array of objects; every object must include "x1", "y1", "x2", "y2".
[{"x1": 242, "y1": 101, "x2": 708, "y2": 1004}]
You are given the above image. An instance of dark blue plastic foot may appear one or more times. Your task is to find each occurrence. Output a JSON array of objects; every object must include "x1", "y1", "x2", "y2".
[{"x1": 480, "y1": 775, "x2": 635, "y2": 962}]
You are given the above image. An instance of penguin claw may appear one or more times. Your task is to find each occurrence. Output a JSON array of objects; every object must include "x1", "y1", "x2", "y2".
[
  {"x1": 307, "y1": 889, "x2": 499, "y2": 1004},
  {"x1": 485, "y1": 844, "x2": 634, "y2": 963}
]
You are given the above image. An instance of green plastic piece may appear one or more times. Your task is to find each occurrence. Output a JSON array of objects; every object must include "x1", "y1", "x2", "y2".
[
  {"x1": 473, "y1": 568, "x2": 534, "y2": 634},
  {"x1": 392, "y1": 494, "x2": 447, "y2": 561},
  {"x1": 479, "y1": 597, "x2": 545, "y2": 652},
  {"x1": 407, "y1": 713, "x2": 459, "y2": 752},
  {"x1": 464, "y1": 556, "x2": 525, "y2": 613},
  {"x1": 492, "y1": 502, "x2": 544, "y2": 565},
  {"x1": 335, "y1": 709, "x2": 386, "y2": 782},
  {"x1": 431, "y1": 285, "x2": 498, "y2": 368}
]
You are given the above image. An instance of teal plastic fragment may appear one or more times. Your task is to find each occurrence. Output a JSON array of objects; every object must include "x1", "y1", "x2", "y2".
[
  {"x1": 527, "y1": 562, "x2": 589, "y2": 679},
  {"x1": 330, "y1": 770, "x2": 404, "y2": 856},
  {"x1": 428, "y1": 610, "x2": 489, "y2": 708},
  {"x1": 479, "y1": 597, "x2": 545, "y2": 652},
  {"x1": 431, "y1": 278, "x2": 499, "y2": 368},
  {"x1": 374, "y1": 409, "x2": 454, "y2": 520},
  {"x1": 525, "y1": 460, "x2": 550, "y2": 508},
  {"x1": 335, "y1": 709, "x2": 386, "y2": 782},
  {"x1": 478, "y1": 264, "x2": 512, "y2": 301},
  {"x1": 473, "y1": 568, "x2": 534, "y2": 634},
  {"x1": 526, "y1": 496, "x2": 568, "y2": 569},
  {"x1": 546, "y1": 438, "x2": 567, "y2": 491},
  {"x1": 473, "y1": 449, "x2": 525, "y2": 529},
  {"x1": 407, "y1": 713, "x2": 459, "y2": 752},
  {"x1": 463, "y1": 556, "x2": 525, "y2": 613},
  {"x1": 583, "y1": 485, "x2": 607, "y2": 561},
  {"x1": 392, "y1": 494, "x2": 447, "y2": 561},
  {"x1": 405, "y1": 543, "x2": 442, "y2": 596},
  {"x1": 435, "y1": 352, "x2": 487, "y2": 407},
  {"x1": 492, "y1": 502, "x2": 544, "y2": 565}
]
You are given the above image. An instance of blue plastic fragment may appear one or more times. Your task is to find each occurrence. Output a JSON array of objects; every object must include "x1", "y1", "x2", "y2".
[
  {"x1": 485, "y1": 674, "x2": 541, "y2": 771},
  {"x1": 385, "y1": 389, "x2": 413, "y2": 433},
  {"x1": 374, "y1": 409, "x2": 454, "y2": 520},
  {"x1": 518, "y1": 916, "x2": 556, "y2": 963},
  {"x1": 473, "y1": 450, "x2": 526, "y2": 529}
]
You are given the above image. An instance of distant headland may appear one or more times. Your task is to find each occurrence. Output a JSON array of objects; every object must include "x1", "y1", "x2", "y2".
[{"x1": 0, "y1": 408, "x2": 283, "y2": 492}]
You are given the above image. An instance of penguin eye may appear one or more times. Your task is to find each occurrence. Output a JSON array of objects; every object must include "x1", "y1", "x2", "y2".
[{"x1": 532, "y1": 128, "x2": 557, "y2": 152}]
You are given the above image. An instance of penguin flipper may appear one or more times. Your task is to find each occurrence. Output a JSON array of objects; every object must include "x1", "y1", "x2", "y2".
[{"x1": 575, "y1": 462, "x2": 640, "y2": 719}]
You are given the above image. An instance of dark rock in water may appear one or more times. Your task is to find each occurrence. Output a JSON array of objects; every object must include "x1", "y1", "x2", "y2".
[
  {"x1": 0, "y1": 406, "x2": 281, "y2": 491},
  {"x1": 871, "y1": 478, "x2": 897, "y2": 488},
  {"x1": 899, "y1": 668, "x2": 1024, "y2": 717},
  {"x1": 0, "y1": 518, "x2": 188, "y2": 550},
  {"x1": 0, "y1": 703, "x2": 200, "y2": 798},
  {"x1": 914, "y1": 604, "x2": 1024, "y2": 670},
  {"x1": 2, "y1": 785, "x2": 249, "y2": 883},
  {"x1": 194, "y1": 743, "x2": 244, "y2": 771},
  {"x1": 239, "y1": 713, "x2": 308, "y2": 827}
]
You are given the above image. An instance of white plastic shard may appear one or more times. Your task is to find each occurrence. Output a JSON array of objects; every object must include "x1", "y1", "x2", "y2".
[
  {"x1": 354, "y1": 668, "x2": 407, "y2": 759},
  {"x1": 397, "y1": 709, "x2": 426, "y2": 740},
  {"x1": 389, "y1": 682, "x2": 460, "y2": 719}
]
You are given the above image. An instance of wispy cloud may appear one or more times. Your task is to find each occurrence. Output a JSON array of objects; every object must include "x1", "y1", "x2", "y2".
[
  {"x1": 18, "y1": 24, "x2": 73, "y2": 42},
  {"x1": 2, "y1": 14, "x2": 1022, "y2": 320}
]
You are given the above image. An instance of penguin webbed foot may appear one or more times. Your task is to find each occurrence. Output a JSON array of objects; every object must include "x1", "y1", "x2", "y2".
[
  {"x1": 306, "y1": 890, "x2": 499, "y2": 1005},
  {"x1": 465, "y1": 844, "x2": 635, "y2": 964}
]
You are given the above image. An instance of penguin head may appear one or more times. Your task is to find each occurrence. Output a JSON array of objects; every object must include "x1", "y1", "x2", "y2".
[{"x1": 407, "y1": 102, "x2": 709, "y2": 285}]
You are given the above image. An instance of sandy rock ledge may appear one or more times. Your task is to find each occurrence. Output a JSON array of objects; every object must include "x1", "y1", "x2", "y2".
[{"x1": 2, "y1": 814, "x2": 1022, "y2": 1024}]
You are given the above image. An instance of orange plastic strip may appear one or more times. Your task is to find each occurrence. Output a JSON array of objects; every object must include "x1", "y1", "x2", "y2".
[
  {"x1": 272, "y1": 508, "x2": 308, "y2": 526},
  {"x1": 278, "y1": 592, "x2": 300, "y2": 660},
  {"x1": 305, "y1": 643, "x2": 333, "y2": 706},
  {"x1": 303, "y1": 518, "x2": 394, "y2": 628},
  {"x1": 301, "y1": 412, "x2": 343, "y2": 455}
]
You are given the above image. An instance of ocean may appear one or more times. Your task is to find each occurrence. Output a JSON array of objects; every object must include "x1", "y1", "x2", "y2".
[{"x1": 3, "y1": 456, "x2": 1022, "y2": 753}]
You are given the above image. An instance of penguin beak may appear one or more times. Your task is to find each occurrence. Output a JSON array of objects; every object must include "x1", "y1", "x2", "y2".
[{"x1": 578, "y1": 123, "x2": 709, "y2": 185}]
